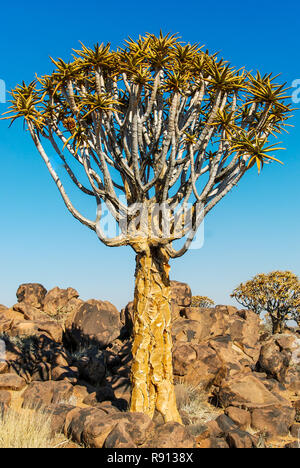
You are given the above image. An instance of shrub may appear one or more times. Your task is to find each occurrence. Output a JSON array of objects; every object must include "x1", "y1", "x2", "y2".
[{"x1": 191, "y1": 296, "x2": 215, "y2": 308}]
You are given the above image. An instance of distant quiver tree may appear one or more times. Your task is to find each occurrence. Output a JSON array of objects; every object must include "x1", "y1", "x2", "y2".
[{"x1": 232, "y1": 271, "x2": 300, "y2": 334}]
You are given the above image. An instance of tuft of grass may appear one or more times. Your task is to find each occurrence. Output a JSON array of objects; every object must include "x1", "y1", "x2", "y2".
[
  {"x1": 175, "y1": 383, "x2": 221, "y2": 428},
  {"x1": 0, "y1": 405, "x2": 68, "y2": 448}
]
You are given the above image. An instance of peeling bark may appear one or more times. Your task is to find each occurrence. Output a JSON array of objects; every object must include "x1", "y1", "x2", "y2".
[{"x1": 130, "y1": 245, "x2": 182, "y2": 423}]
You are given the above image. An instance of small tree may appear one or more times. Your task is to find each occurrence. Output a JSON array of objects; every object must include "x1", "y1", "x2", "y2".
[
  {"x1": 231, "y1": 271, "x2": 300, "y2": 334},
  {"x1": 191, "y1": 295, "x2": 215, "y2": 308},
  {"x1": 2, "y1": 33, "x2": 292, "y2": 422}
]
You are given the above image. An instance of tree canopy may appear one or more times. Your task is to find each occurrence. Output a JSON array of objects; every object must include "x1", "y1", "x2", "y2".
[
  {"x1": 231, "y1": 271, "x2": 300, "y2": 333},
  {"x1": 2, "y1": 32, "x2": 293, "y2": 256}
]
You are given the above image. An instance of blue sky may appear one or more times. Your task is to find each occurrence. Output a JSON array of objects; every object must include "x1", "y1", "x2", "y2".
[{"x1": 0, "y1": 0, "x2": 299, "y2": 309}]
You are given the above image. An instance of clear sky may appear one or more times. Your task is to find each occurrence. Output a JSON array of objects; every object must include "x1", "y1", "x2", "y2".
[{"x1": 0, "y1": 0, "x2": 299, "y2": 310}]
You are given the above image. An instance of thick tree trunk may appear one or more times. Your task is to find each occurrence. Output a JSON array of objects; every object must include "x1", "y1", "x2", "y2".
[{"x1": 129, "y1": 245, "x2": 182, "y2": 423}]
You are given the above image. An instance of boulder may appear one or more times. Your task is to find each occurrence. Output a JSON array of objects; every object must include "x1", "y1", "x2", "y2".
[
  {"x1": 43, "y1": 404, "x2": 76, "y2": 435},
  {"x1": 172, "y1": 343, "x2": 198, "y2": 376},
  {"x1": 51, "y1": 366, "x2": 79, "y2": 384},
  {"x1": 0, "y1": 315, "x2": 13, "y2": 334},
  {"x1": 171, "y1": 281, "x2": 192, "y2": 322},
  {"x1": 215, "y1": 374, "x2": 288, "y2": 410},
  {"x1": 35, "y1": 321, "x2": 63, "y2": 342},
  {"x1": 22, "y1": 380, "x2": 74, "y2": 407},
  {"x1": 9, "y1": 320, "x2": 40, "y2": 337},
  {"x1": 182, "y1": 307, "x2": 229, "y2": 340},
  {"x1": 143, "y1": 422, "x2": 195, "y2": 448},
  {"x1": 172, "y1": 319, "x2": 208, "y2": 344},
  {"x1": 226, "y1": 429, "x2": 254, "y2": 448},
  {"x1": 173, "y1": 342, "x2": 223, "y2": 388},
  {"x1": 0, "y1": 308, "x2": 31, "y2": 335},
  {"x1": 259, "y1": 337, "x2": 290, "y2": 382},
  {"x1": 171, "y1": 281, "x2": 192, "y2": 307},
  {"x1": 65, "y1": 409, "x2": 153, "y2": 448},
  {"x1": 209, "y1": 335, "x2": 254, "y2": 378},
  {"x1": 67, "y1": 299, "x2": 121, "y2": 348},
  {"x1": 228, "y1": 309, "x2": 261, "y2": 362},
  {"x1": 16, "y1": 283, "x2": 47, "y2": 308},
  {"x1": 43, "y1": 287, "x2": 79, "y2": 317},
  {"x1": 120, "y1": 301, "x2": 134, "y2": 337},
  {"x1": 213, "y1": 414, "x2": 237, "y2": 434},
  {"x1": 251, "y1": 406, "x2": 295, "y2": 438},
  {"x1": 83, "y1": 386, "x2": 115, "y2": 406},
  {"x1": 104, "y1": 421, "x2": 137, "y2": 448},
  {"x1": 0, "y1": 373, "x2": 26, "y2": 391},
  {"x1": 13, "y1": 303, "x2": 45, "y2": 321},
  {"x1": 65, "y1": 407, "x2": 105, "y2": 444},
  {"x1": 225, "y1": 407, "x2": 251, "y2": 430}
]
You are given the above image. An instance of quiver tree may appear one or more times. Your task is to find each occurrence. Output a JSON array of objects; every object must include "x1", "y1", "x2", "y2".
[
  {"x1": 2, "y1": 33, "x2": 293, "y2": 422},
  {"x1": 231, "y1": 271, "x2": 300, "y2": 334}
]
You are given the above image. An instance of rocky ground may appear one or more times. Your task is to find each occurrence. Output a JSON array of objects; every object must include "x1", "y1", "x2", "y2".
[{"x1": 0, "y1": 281, "x2": 299, "y2": 448}]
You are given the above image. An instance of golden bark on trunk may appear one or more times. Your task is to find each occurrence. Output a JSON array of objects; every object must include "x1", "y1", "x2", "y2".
[{"x1": 130, "y1": 245, "x2": 182, "y2": 424}]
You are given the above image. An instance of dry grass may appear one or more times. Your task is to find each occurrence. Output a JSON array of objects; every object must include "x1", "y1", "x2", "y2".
[
  {"x1": 0, "y1": 405, "x2": 69, "y2": 448},
  {"x1": 175, "y1": 383, "x2": 221, "y2": 431}
]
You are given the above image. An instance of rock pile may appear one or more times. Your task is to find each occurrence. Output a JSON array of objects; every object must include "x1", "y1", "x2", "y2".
[{"x1": 0, "y1": 281, "x2": 299, "y2": 448}]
